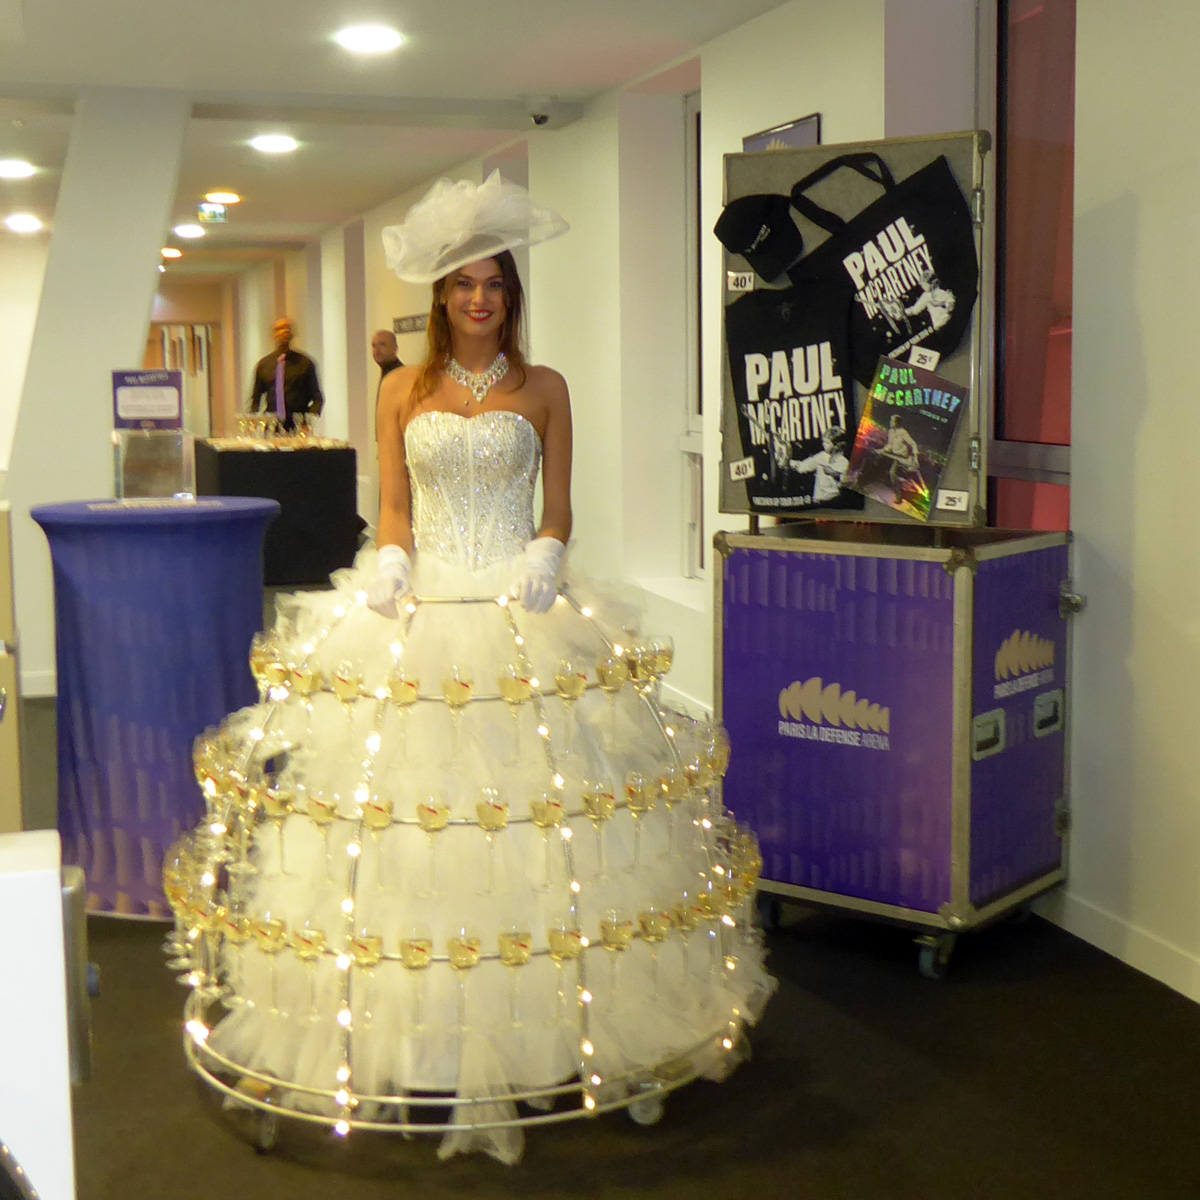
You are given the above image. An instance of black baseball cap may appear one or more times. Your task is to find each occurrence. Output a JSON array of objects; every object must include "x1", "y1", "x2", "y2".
[{"x1": 714, "y1": 193, "x2": 805, "y2": 283}]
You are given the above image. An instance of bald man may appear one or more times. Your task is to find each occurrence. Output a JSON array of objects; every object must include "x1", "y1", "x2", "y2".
[
  {"x1": 371, "y1": 329, "x2": 403, "y2": 380},
  {"x1": 248, "y1": 316, "x2": 324, "y2": 431}
]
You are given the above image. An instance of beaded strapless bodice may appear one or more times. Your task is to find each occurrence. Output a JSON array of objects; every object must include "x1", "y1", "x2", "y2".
[{"x1": 405, "y1": 410, "x2": 540, "y2": 569}]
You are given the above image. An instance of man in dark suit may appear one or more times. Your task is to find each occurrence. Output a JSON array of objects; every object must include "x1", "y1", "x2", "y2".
[
  {"x1": 248, "y1": 317, "x2": 324, "y2": 431},
  {"x1": 371, "y1": 329, "x2": 403, "y2": 380}
]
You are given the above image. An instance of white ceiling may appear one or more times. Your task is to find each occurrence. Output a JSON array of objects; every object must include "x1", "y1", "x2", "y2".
[{"x1": 0, "y1": 0, "x2": 786, "y2": 278}]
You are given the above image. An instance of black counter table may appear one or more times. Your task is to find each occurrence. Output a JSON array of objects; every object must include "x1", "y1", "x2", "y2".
[{"x1": 195, "y1": 439, "x2": 360, "y2": 586}]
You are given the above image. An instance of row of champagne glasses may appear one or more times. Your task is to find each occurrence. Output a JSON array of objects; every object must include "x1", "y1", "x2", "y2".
[
  {"x1": 246, "y1": 636, "x2": 677, "y2": 765},
  {"x1": 235, "y1": 412, "x2": 317, "y2": 441}
]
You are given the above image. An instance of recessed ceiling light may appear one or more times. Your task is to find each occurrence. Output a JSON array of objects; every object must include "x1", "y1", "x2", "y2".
[
  {"x1": 5, "y1": 213, "x2": 42, "y2": 233},
  {"x1": 173, "y1": 223, "x2": 205, "y2": 239},
  {"x1": 334, "y1": 25, "x2": 404, "y2": 54},
  {"x1": 205, "y1": 191, "x2": 241, "y2": 204},
  {"x1": 161, "y1": 247, "x2": 183, "y2": 259},
  {"x1": 0, "y1": 159, "x2": 35, "y2": 179},
  {"x1": 250, "y1": 134, "x2": 298, "y2": 154}
]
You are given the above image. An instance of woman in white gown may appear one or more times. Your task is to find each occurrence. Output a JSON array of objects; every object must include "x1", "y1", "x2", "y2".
[{"x1": 177, "y1": 174, "x2": 773, "y2": 1164}]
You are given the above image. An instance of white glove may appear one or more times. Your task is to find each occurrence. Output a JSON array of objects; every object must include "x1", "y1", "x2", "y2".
[
  {"x1": 365, "y1": 544, "x2": 412, "y2": 618},
  {"x1": 509, "y1": 536, "x2": 565, "y2": 614}
]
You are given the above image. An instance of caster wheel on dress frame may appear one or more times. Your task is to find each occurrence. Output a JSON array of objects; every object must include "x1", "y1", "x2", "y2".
[
  {"x1": 627, "y1": 1096, "x2": 665, "y2": 1127},
  {"x1": 253, "y1": 1110, "x2": 279, "y2": 1154},
  {"x1": 916, "y1": 932, "x2": 957, "y2": 980}
]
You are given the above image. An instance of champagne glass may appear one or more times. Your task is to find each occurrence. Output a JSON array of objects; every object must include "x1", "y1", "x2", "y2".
[
  {"x1": 553, "y1": 657, "x2": 588, "y2": 756},
  {"x1": 497, "y1": 927, "x2": 533, "y2": 1026},
  {"x1": 253, "y1": 915, "x2": 288, "y2": 1013},
  {"x1": 659, "y1": 765, "x2": 687, "y2": 857},
  {"x1": 672, "y1": 891, "x2": 701, "y2": 979},
  {"x1": 581, "y1": 777, "x2": 616, "y2": 880},
  {"x1": 350, "y1": 929, "x2": 384, "y2": 1026},
  {"x1": 706, "y1": 724, "x2": 733, "y2": 779},
  {"x1": 398, "y1": 924, "x2": 433, "y2": 1031},
  {"x1": 649, "y1": 635, "x2": 674, "y2": 707},
  {"x1": 530, "y1": 790, "x2": 565, "y2": 889},
  {"x1": 192, "y1": 730, "x2": 221, "y2": 805},
  {"x1": 547, "y1": 921, "x2": 585, "y2": 1022},
  {"x1": 219, "y1": 909, "x2": 254, "y2": 1000},
  {"x1": 387, "y1": 665, "x2": 420, "y2": 760},
  {"x1": 162, "y1": 836, "x2": 199, "y2": 965},
  {"x1": 197, "y1": 900, "x2": 228, "y2": 1002},
  {"x1": 448, "y1": 928, "x2": 482, "y2": 1032},
  {"x1": 290, "y1": 921, "x2": 327, "y2": 1020},
  {"x1": 475, "y1": 787, "x2": 509, "y2": 895},
  {"x1": 307, "y1": 787, "x2": 340, "y2": 881},
  {"x1": 415, "y1": 796, "x2": 450, "y2": 896},
  {"x1": 332, "y1": 660, "x2": 363, "y2": 733},
  {"x1": 497, "y1": 663, "x2": 533, "y2": 763},
  {"x1": 596, "y1": 653, "x2": 629, "y2": 748},
  {"x1": 600, "y1": 907, "x2": 635, "y2": 1007},
  {"x1": 682, "y1": 746, "x2": 715, "y2": 796},
  {"x1": 262, "y1": 783, "x2": 293, "y2": 877},
  {"x1": 650, "y1": 635, "x2": 675, "y2": 679},
  {"x1": 623, "y1": 642, "x2": 654, "y2": 732},
  {"x1": 248, "y1": 632, "x2": 276, "y2": 702},
  {"x1": 361, "y1": 793, "x2": 395, "y2": 889},
  {"x1": 624, "y1": 770, "x2": 656, "y2": 870},
  {"x1": 441, "y1": 664, "x2": 474, "y2": 766},
  {"x1": 291, "y1": 662, "x2": 324, "y2": 735},
  {"x1": 263, "y1": 645, "x2": 291, "y2": 691},
  {"x1": 638, "y1": 905, "x2": 671, "y2": 996}
]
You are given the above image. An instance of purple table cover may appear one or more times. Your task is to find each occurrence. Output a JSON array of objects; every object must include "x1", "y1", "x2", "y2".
[{"x1": 32, "y1": 498, "x2": 277, "y2": 915}]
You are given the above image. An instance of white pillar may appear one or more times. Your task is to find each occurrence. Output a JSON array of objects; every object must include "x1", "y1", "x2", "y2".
[{"x1": 7, "y1": 89, "x2": 189, "y2": 694}]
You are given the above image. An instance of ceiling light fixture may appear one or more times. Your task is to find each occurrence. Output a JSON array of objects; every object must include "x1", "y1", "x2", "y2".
[
  {"x1": 173, "y1": 223, "x2": 205, "y2": 239},
  {"x1": 334, "y1": 25, "x2": 404, "y2": 54},
  {"x1": 250, "y1": 134, "x2": 298, "y2": 154},
  {"x1": 0, "y1": 160, "x2": 35, "y2": 179},
  {"x1": 5, "y1": 213, "x2": 42, "y2": 233},
  {"x1": 205, "y1": 191, "x2": 241, "y2": 204},
  {"x1": 161, "y1": 247, "x2": 183, "y2": 259}
]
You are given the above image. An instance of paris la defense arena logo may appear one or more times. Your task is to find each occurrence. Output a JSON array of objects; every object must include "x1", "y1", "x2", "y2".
[
  {"x1": 777, "y1": 677, "x2": 891, "y2": 751},
  {"x1": 993, "y1": 630, "x2": 1056, "y2": 700}
]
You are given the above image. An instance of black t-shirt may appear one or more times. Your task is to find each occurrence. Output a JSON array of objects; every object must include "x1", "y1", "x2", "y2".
[{"x1": 723, "y1": 287, "x2": 863, "y2": 513}]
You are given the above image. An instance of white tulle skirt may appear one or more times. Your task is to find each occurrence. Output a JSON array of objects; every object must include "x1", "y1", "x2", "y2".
[{"x1": 183, "y1": 548, "x2": 774, "y2": 1164}]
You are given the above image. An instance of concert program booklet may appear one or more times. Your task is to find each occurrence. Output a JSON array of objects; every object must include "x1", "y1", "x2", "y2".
[{"x1": 843, "y1": 356, "x2": 969, "y2": 521}]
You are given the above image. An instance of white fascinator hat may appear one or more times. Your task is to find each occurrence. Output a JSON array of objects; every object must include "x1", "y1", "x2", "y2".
[{"x1": 382, "y1": 171, "x2": 569, "y2": 284}]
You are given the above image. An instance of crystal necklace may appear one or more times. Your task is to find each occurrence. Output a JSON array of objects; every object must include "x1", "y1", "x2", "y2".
[{"x1": 447, "y1": 352, "x2": 508, "y2": 405}]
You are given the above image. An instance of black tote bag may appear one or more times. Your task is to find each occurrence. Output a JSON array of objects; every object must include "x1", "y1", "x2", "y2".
[
  {"x1": 787, "y1": 152, "x2": 978, "y2": 386},
  {"x1": 722, "y1": 284, "x2": 864, "y2": 514}
]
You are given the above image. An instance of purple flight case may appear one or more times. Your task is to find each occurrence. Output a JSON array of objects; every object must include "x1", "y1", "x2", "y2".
[{"x1": 717, "y1": 525, "x2": 1072, "y2": 935}]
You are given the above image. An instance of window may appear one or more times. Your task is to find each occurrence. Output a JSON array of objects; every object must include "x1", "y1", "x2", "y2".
[
  {"x1": 681, "y1": 90, "x2": 704, "y2": 577},
  {"x1": 990, "y1": 0, "x2": 1075, "y2": 530}
]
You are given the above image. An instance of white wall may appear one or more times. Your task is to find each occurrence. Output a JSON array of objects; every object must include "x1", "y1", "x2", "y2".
[
  {"x1": 1048, "y1": 1, "x2": 1200, "y2": 1002},
  {"x1": 319, "y1": 228, "x2": 349, "y2": 445},
  {"x1": 8, "y1": 90, "x2": 189, "y2": 694},
  {"x1": 529, "y1": 95, "x2": 624, "y2": 575},
  {"x1": 236, "y1": 260, "x2": 277, "y2": 407},
  {"x1": 0, "y1": 236, "x2": 49, "y2": 472}
]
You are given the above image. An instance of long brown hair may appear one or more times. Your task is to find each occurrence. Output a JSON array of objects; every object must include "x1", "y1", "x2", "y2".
[{"x1": 413, "y1": 250, "x2": 529, "y2": 403}]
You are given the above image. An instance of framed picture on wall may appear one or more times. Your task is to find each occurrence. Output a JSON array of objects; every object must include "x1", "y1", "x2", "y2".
[
  {"x1": 742, "y1": 112, "x2": 821, "y2": 153},
  {"x1": 394, "y1": 315, "x2": 428, "y2": 335}
]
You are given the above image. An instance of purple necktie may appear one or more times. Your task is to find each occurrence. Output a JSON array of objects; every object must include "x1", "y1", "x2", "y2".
[{"x1": 274, "y1": 354, "x2": 286, "y2": 420}]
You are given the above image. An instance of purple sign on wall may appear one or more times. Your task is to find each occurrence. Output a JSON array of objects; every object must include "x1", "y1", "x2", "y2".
[
  {"x1": 721, "y1": 545, "x2": 956, "y2": 913},
  {"x1": 112, "y1": 369, "x2": 182, "y2": 430}
]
